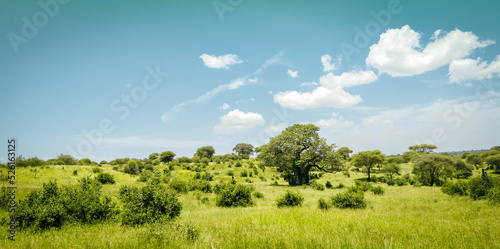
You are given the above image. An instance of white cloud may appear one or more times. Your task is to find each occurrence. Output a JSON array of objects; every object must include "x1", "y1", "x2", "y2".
[
  {"x1": 314, "y1": 113, "x2": 353, "y2": 128},
  {"x1": 366, "y1": 25, "x2": 494, "y2": 77},
  {"x1": 199, "y1": 54, "x2": 243, "y2": 69},
  {"x1": 362, "y1": 118, "x2": 378, "y2": 127},
  {"x1": 300, "y1": 82, "x2": 318, "y2": 87},
  {"x1": 321, "y1": 54, "x2": 340, "y2": 71},
  {"x1": 161, "y1": 78, "x2": 247, "y2": 121},
  {"x1": 274, "y1": 70, "x2": 377, "y2": 109},
  {"x1": 220, "y1": 103, "x2": 230, "y2": 110},
  {"x1": 269, "y1": 91, "x2": 273, "y2": 94},
  {"x1": 287, "y1": 69, "x2": 299, "y2": 78},
  {"x1": 214, "y1": 109, "x2": 265, "y2": 135},
  {"x1": 248, "y1": 77, "x2": 258, "y2": 83},
  {"x1": 254, "y1": 50, "x2": 287, "y2": 75},
  {"x1": 448, "y1": 56, "x2": 500, "y2": 83},
  {"x1": 265, "y1": 122, "x2": 287, "y2": 133},
  {"x1": 382, "y1": 119, "x2": 394, "y2": 125}
]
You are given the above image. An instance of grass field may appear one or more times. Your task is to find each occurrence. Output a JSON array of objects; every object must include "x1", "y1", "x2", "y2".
[{"x1": 1, "y1": 162, "x2": 499, "y2": 248}]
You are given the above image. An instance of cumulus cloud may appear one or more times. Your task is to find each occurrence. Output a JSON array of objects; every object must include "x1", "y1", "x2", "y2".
[
  {"x1": 214, "y1": 109, "x2": 265, "y2": 134},
  {"x1": 321, "y1": 54, "x2": 340, "y2": 71},
  {"x1": 448, "y1": 56, "x2": 500, "y2": 83},
  {"x1": 366, "y1": 25, "x2": 493, "y2": 77},
  {"x1": 287, "y1": 69, "x2": 299, "y2": 78},
  {"x1": 300, "y1": 82, "x2": 318, "y2": 87},
  {"x1": 265, "y1": 122, "x2": 288, "y2": 133},
  {"x1": 274, "y1": 70, "x2": 377, "y2": 109},
  {"x1": 199, "y1": 54, "x2": 243, "y2": 69}
]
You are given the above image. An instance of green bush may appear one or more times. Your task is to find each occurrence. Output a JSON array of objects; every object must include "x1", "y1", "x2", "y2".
[
  {"x1": 337, "y1": 183, "x2": 345, "y2": 188},
  {"x1": 92, "y1": 167, "x2": 103, "y2": 174},
  {"x1": 0, "y1": 186, "x2": 13, "y2": 210},
  {"x1": 96, "y1": 172, "x2": 115, "y2": 184},
  {"x1": 325, "y1": 181, "x2": 333, "y2": 189},
  {"x1": 318, "y1": 197, "x2": 330, "y2": 210},
  {"x1": 468, "y1": 176, "x2": 497, "y2": 200},
  {"x1": 227, "y1": 170, "x2": 234, "y2": 176},
  {"x1": 240, "y1": 170, "x2": 248, "y2": 177},
  {"x1": 487, "y1": 186, "x2": 500, "y2": 204},
  {"x1": 119, "y1": 182, "x2": 182, "y2": 225},
  {"x1": 276, "y1": 191, "x2": 304, "y2": 208},
  {"x1": 16, "y1": 178, "x2": 117, "y2": 230},
  {"x1": 253, "y1": 191, "x2": 264, "y2": 199},
  {"x1": 168, "y1": 178, "x2": 188, "y2": 194},
  {"x1": 311, "y1": 182, "x2": 325, "y2": 191},
  {"x1": 215, "y1": 183, "x2": 254, "y2": 207},
  {"x1": 371, "y1": 186, "x2": 385, "y2": 195},
  {"x1": 331, "y1": 191, "x2": 367, "y2": 209},
  {"x1": 202, "y1": 172, "x2": 214, "y2": 181},
  {"x1": 188, "y1": 179, "x2": 212, "y2": 193},
  {"x1": 395, "y1": 178, "x2": 408, "y2": 186},
  {"x1": 73, "y1": 170, "x2": 78, "y2": 176},
  {"x1": 354, "y1": 180, "x2": 372, "y2": 191},
  {"x1": 441, "y1": 180, "x2": 468, "y2": 196}
]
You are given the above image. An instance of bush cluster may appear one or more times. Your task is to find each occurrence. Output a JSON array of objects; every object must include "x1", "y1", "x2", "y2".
[
  {"x1": 331, "y1": 191, "x2": 367, "y2": 209},
  {"x1": 215, "y1": 182, "x2": 254, "y2": 207},
  {"x1": 16, "y1": 178, "x2": 117, "y2": 230},
  {"x1": 95, "y1": 172, "x2": 116, "y2": 184},
  {"x1": 276, "y1": 191, "x2": 304, "y2": 207},
  {"x1": 119, "y1": 182, "x2": 182, "y2": 225}
]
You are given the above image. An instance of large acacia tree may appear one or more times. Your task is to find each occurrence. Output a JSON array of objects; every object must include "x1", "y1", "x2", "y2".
[
  {"x1": 351, "y1": 150, "x2": 386, "y2": 181},
  {"x1": 256, "y1": 124, "x2": 343, "y2": 186}
]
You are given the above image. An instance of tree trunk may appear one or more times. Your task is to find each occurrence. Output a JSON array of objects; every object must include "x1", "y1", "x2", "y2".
[
  {"x1": 291, "y1": 166, "x2": 310, "y2": 185},
  {"x1": 367, "y1": 166, "x2": 371, "y2": 182}
]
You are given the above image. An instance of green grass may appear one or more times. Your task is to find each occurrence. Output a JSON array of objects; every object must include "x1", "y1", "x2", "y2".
[{"x1": 1, "y1": 162, "x2": 499, "y2": 248}]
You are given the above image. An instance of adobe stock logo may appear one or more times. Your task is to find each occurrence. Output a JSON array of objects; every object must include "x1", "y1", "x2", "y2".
[{"x1": 7, "y1": 0, "x2": 70, "y2": 53}]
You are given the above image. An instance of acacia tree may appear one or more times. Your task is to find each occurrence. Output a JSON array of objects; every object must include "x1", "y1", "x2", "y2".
[
  {"x1": 412, "y1": 154, "x2": 455, "y2": 186},
  {"x1": 195, "y1": 146, "x2": 215, "y2": 159},
  {"x1": 408, "y1": 144, "x2": 437, "y2": 154},
  {"x1": 351, "y1": 150, "x2": 386, "y2": 181},
  {"x1": 149, "y1": 153, "x2": 159, "y2": 160},
  {"x1": 160, "y1": 151, "x2": 176, "y2": 163},
  {"x1": 232, "y1": 143, "x2": 254, "y2": 158},
  {"x1": 256, "y1": 124, "x2": 342, "y2": 186}
]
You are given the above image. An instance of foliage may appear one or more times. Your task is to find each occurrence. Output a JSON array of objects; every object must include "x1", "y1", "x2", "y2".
[
  {"x1": 253, "y1": 191, "x2": 264, "y2": 199},
  {"x1": 168, "y1": 178, "x2": 189, "y2": 194},
  {"x1": 310, "y1": 181, "x2": 325, "y2": 191},
  {"x1": 337, "y1": 147, "x2": 353, "y2": 160},
  {"x1": 215, "y1": 182, "x2": 254, "y2": 207},
  {"x1": 325, "y1": 181, "x2": 333, "y2": 188},
  {"x1": 485, "y1": 154, "x2": 500, "y2": 173},
  {"x1": 79, "y1": 158, "x2": 92, "y2": 165},
  {"x1": 200, "y1": 157, "x2": 210, "y2": 165},
  {"x1": 454, "y1": 160, "x2": 474, "y2": 179},
  {"x1": 188, "y1": 179, "x2": 212, "y2": 193},
  {"x1": 371, "y1": 186, "x2": 385, "y2": 195},
  {"x1": 412, "y1": 154, "x2": 455, "y2": 186},
  {"x1": 119, "y1": 182, "x2": 182, "y2": 225},
  {"x1": 402, "y1": 151, "x2": 422, "y2": 163},
  {"x1": 160, "y1": 151, "x2": 176, "y2": 163},
  {"x1": 149, "y1": 153, "x2": 160, "y2": 160},
  {"x1": 257, "y1": 124, "x2": 341, "y2": 185},
  {"x1": 466, "y1": 153, "x2": 482, "y2": 166},
  {"x1": 232, "y1": 143, "x2": 255, "y2": 158},
  {"x1": 409, "y1": 144, "x2": 437, "y2": 154},
  {"x1": 486, "y1": 186, "x2": 500, "y2": 204},
  {"x1": 46, "y1": 159, "x2": 66, "y2": 165},
  {"x1": 138, "y1": 170, "x2": 154, "y2": 182},
  {"x1": 95, "y1": 172, "x2": 116, "y2": 184},
  {"x1": 276, "y1": 191, "x2": 304, "y2": 207},
  {"x1": 16, "y1": 156, "x2": 46, "y2": 167},
  {"x1": 195, "y1": 146, "x2": 216, "y2": 159},
  {"x1": 177, "y1": 157, "x2": 192, "y2": 163},
  {"x1": 16, "y1": 178, "x2": 117, "y2": 230},
  {"x1": 441, "y1": 180, "x2": 468, "y2": 196},
  {"x1": 124, "y1": 160, "x2": 142, "y2": 175},
  {"x1": 351, "y1": 150, "x2": 385, "y2": 181},
  {"x1": 383, "y1": 162, "x2": 401, "y2": 180},
  {"x1": 240, "y1": 170, "x2": 248, "y2": 177},
  {"x1": 468, "y1": 176, "x2": 497, "y2": 200},
  {"x1": 318, "y1": 197, "x2": 330, "y2": 210},
  {"x1": 331, "y1": 191, "x2": 367, "y2": 209},
  {"x1": 92, "y1": 166, "x2": 103, "y2": 174},
  {"x1": 57, "y1": 154, "x2": 78, "y2": 165}
]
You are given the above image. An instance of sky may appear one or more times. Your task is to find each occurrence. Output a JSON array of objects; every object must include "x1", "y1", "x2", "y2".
[{"x1": 1, "y1": 0, "x2": 500, "y2": 162}]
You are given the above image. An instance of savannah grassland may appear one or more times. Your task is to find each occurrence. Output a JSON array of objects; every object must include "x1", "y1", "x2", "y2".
[{"x1": 1, "y1": 161, "x2": 499, "y2": 249}]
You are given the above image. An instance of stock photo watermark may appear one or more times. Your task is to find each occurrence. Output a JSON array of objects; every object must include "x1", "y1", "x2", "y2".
[
  {"x1": 340, "y1": 0, "x2": 406, "y2": 62},
  {"x1": 213, "y1": 0, "x2": 243, "y2": 21},
  {"x1": 6, "y1": 138, "x2": 17, "y2": 241},
  {"x1": 7, "y1": 0, "x2": 70, "y2": 53},
  {"x1": 66, "y1": 65, "x2": 168, "y2": 158}
]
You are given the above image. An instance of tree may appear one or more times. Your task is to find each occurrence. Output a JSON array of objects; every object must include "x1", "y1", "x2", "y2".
[
  {"x1": 232, "y1": 143, "x2": 254, "y2": 158},
  {"x1": 149, "y1": 153, "x2": 159, "y2": 160},
  {"x1": 408, "y1": 144, "x2": 437, "y2": 154},
  {"x1": 485, "y1": 154, "x2": 500, "y2": 173},
  {"x1": 491, "y1": 146, "x2": 500, "y2": 151},
  {"x1": 257, "y1": 124, "x2": 341, "y2": 186},
  {"x1": 195, "y1": 146, "x2": 215, "y2": 159},
  {"x1": 382, "y1": 163, "x2": 401, "y2": 180},
  {"x1": 466, "y1": 153, "x2": 482, "y2": 166},
  {"x1": 337, "y1": 147, "x2": 353, "y2": 161},
  {"x1": 351, "y1": 150, "x2": 386, "y2": 181},
  {"x1": 57, "y1": 154, "x2": 77, "y2": 165},
  {"x1": 160, "y1": 151, "x2": 176, "y2": 163},
  {"x1": 412, "y1": 154, "x2": 455, "y2": 186}
]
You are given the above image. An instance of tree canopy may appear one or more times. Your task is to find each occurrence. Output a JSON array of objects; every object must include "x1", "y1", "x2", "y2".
[
  {"x1": 408, "y1": 144, "x2": 437, "y2": 154},
  {"x1": 232, "y1": 143, "x2": 254, "y2": 158},
  {"x1": 195, "y1": 146, "x2": 215, "y2": 159},
  {"x1": 160, "y1": 151, "x2": 176, "y2": 163},
  {"x1": 412, "y1": 154, "x2": 455, "y2": 186},
  {"x1": 337, "y1": 147, "x2": 353, "y2": 160},
  {"x1": 256, "y1": 124, "x2": 342, "y2": 186},
  {"x1": 351, "y1": 150, "x2": 385, "y2": 181}
]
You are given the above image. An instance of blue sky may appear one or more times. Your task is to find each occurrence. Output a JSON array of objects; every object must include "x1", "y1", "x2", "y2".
[{"x1": 1, "y1": 0, "x2": 500, "y2": 162}]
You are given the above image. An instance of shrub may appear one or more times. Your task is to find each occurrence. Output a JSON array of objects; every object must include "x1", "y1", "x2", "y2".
[
  {"x1": 331, "y1": 191, "x2": 367, "y2": 209},
  {"x1": 487, "y1": 186, "x2": 500, "y2": 204},
  {"x1": 188, "y1": 180, "x2": 212, "y2": 193},
  {"x1": 395, "y1": 178, "x2": 408, "y2": 186},
  {"x1": 92, "y1": 167, "x2": 103, "y2": 174},
  {"x1": 371, "y1": 186, "x2": 385, "y2": 195},
  {"x1": 100, "y1": 160, "x2": 108, "y2": 165},
  {"x1": 168, "y1": 178, "x2": 188, "y2": 194},
  {"x1": 178, "y1": 157, "x2": 192, "y2": 163},
  {"x1": 73, "y1": 170, "x2": 78, "y2": 176},
  {"x1": 201, "y1": 197, "x2": 210, "y2": 204},
  {"x1": 441, "y1": 180, "x2": 468, "y2": 196},
  {"x1": 96, "y1": 172, "x2": 115, "y2": 184},
  {"x1": 337, "y1": 183, "x2": 345, "y2": 189},
  {"x1": 240, "y1": 170, "x2": 248, "y2": 177},
  {"x1": 16, "y1": 178, "x2": 117, "y2": 230},
  {"x1": 200, "y1": 157, "x2": 210, "y2": 165},
  {"x1": 318, "y1": 197, "x2": 330, "y2": 210},
  {"x1": 325, "y1": 181, "x2": 333, "y2": 189},
  {"x1": 138, "y1": 170, "x2": 154, "y2": 182},
  {"x1": 119, "y1": 182, "x2": 182, "y2": 225},
  {"x1": 245, "y1": 178, "x2": 253, "y2": 183},
  {"x1": 46, "y1": 159, "x2": 66, "y2": 165},
  {"x1": 271, "y1": 180, "x2": 279, "y2": 186},
  {"x1": 215, "y1": 183, "x2": 254, "y2": 207},
  {"x1": 311, "y1": 182, "x2": 325, "y2": 191},
  {"x1": 124, "y1": 160, "x2": 142, "y2": 175},
  {"x1": 202, "y1": 172, "x2": 214, "y2": 181},
  {"x1": 235, "y1": 161, "x2": 242, "y2": 167},
  {"x1": 0, "y1": 186, "x2": 12, "y2": 210},
  {"x1": 253, "y1": 191, "x2": 264, "y2": 199},
  {"x1": 112, "y1": 166, "x2": 119, "y2": 171},
  {"x1": 469, "y1": 176, "x2": 496, "y2": 200},
  {"x1": 354, "y1": 180, "x2": 372, "y2": 191},
  {"x1": 276, "y1": 191, "x2": 304, "y2": 208},
  {"x1": 227, "y1": 170, "x2": 234, "y2": 176},
  {"x1": 259, "y1": 175, "x2": 266, "y2": 182}
]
